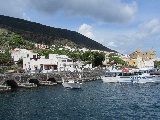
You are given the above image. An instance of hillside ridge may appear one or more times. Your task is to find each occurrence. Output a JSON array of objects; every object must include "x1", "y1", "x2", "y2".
[{"x1": 0, "y1": 15, "x2": 116, "y2": 52}]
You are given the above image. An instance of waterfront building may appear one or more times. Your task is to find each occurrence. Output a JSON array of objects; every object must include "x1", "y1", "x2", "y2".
[
  {"x1": 130, "y1": 48, "x2": 156, "y2": 60},
  {"x1": 124, "y1": 55, "x2": 155, "y2": 69},
  {"x1": 10, "y1": 48, "x2": 34, "y2": 63},
  {"x1": 128, "y1": 48, "x2": 157, "y2": 68},
  {"x1": 102, "y1": 52, "x2": 110, "y2": 67},
  {"x1": 23, "y1": 52, "x2": 92, "y2": 72}
]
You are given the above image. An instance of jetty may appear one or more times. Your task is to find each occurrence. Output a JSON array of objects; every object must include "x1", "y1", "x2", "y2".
[{"x1": 0, "y1": 70, "x2": 104, "y2": 92}]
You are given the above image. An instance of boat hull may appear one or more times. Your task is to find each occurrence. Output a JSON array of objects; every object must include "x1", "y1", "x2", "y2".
[{"x1": 62, "y1": 82, "x2": 81, "y2": 89}]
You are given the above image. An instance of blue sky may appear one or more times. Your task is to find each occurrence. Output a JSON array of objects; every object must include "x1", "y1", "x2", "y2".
[{"x1": 0, "y1": 0, "x2": 160, "y2": 57}]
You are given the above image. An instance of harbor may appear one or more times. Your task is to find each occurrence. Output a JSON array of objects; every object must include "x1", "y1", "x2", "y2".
[
  {"x1": 0, "y1": 70, "x2": 104, "y2": 92},
  {"x1": 1, "y1": 79, "x2": 160, "y2": 119}
]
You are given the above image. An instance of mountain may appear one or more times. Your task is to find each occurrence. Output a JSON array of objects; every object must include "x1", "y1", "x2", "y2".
[{"x1": 0, "y1": 15, "x2": 116, "y2": 52}]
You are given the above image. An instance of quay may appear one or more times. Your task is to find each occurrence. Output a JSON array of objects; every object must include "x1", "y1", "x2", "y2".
[{"x1": 0, "y1": 70, "x2": 104, "y2": 92}]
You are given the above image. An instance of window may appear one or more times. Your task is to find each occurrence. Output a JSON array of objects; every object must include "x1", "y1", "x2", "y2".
[
  {"x1": 67, "y1": 59, "x2": 72, "y2": 62},
  {"x1": 61, "y1": 60, "x2": 66, "y2": 62},
  {"x1": 33, "y1": 55, "x2": 36, "y2": 58}
]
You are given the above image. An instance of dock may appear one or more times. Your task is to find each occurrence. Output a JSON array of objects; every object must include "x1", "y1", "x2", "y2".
[{"x1": 0, "y1": 70, "x2": 104, "y2": 92}]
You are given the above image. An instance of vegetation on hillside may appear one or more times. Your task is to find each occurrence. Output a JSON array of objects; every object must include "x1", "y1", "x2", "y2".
[
  {"x1": 0, "y1": 15, "x2": 116, "y2": 52},
  {"x1": 34, "y1": 48, "x2": 105, "y2": 67},
  {"x1": 0, "y1": 28, "x2": 105, "y2": 67},
  {"x1": 109, "y1": 53, "x2": 127, "y2": 67},
  {"x1": 0, "y1": 15, "x2": 119, "y2": 69},
  {"x1": 0, "y1": 49, "x2": 14, "y2": 66}
]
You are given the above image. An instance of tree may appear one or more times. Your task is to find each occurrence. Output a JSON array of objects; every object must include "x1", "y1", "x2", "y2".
[
  {"x1": 17, "y1": 58, "x2": 23, "y2": 67},
  {"x1": 0, "y1": 50, "x2": 14, "y2": 66},
  {"x1": 109, "y1": 57, "x2": 127, "y2": 66},
  {"x1": 93, "y1": 52, "x2": 105, "y2": 67},
  {"x1": 154, "y1": 61, "x2": 160, "y2": 68}
]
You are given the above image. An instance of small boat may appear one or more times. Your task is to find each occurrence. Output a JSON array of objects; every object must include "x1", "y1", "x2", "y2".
[
  {"x1": 0, "y1": 85, "x2": 11, "y2": 92},
  {"x1": 62, "y1": 77, "x2": 82, "y2": 89},
  {"x1": 18, "y1": 83, "x2": 37, "y2": 88}
]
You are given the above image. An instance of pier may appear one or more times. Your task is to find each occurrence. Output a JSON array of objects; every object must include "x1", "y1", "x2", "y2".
[{"x1": 0, "y1": 70, "x2": 104, "y2": 92}]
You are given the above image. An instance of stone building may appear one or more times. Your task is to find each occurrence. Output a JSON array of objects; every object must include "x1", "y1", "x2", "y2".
[{"x1": 130, "y1": 48, "x2": 156, "y2": 60}]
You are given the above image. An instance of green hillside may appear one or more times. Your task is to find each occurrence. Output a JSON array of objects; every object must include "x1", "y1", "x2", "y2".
[{"x1": 0, "y1": 15, "x2": 116, "y2": 52}]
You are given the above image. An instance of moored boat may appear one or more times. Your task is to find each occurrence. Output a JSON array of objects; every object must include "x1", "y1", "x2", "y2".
[
  {"x1": 0, "y1": 85, "x2": 11, "y2": 92},
  {"x1": 102, "y1": 68, "x2": 134, "y2": 84},
  {"x1": 62, "y1": 77, "x2": 82, "y2": 89}
]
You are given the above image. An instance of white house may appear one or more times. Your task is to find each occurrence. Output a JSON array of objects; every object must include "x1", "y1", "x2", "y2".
[
  {"x1": 23, "y1": 54, "x2": 57, "y2": 72},
  {"x1": 23, "y1": 53, "x2": 75, "y2": 72},
  {"x1": 10, "y1": 48, "x2": 34, "y2": 62},
  {"x1": 8, "y1": 48, "x2": 93, "y2": 72}
]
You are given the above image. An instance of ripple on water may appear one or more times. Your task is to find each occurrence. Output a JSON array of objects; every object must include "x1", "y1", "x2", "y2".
[{"x1": 0, "y1": 81, "x2": 160, "y2": 119}]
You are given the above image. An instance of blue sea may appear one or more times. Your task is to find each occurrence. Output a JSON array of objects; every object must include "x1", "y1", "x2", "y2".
[{"x1": 0, "y1": 80, "x2": 160, "y2": 120}]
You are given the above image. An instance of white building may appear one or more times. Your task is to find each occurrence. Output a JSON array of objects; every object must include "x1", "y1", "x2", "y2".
[
  {"x1": 10, "y1": 48, "x2": 34, "y2": 62},
  {"x1": 142, "y1": 59, "x2": 154, "y2": 68},
  {"x1": 10, "y1": 48, "x2": 93, "y2": 72}
]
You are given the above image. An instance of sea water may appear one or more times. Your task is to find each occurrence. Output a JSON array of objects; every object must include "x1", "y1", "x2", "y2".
[{"x1": 0, "y1": 80, "x2": 160, "y2": 120}]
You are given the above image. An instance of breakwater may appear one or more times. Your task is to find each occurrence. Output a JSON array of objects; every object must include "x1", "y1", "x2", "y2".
[{"x1": 0, "y1": 70, "x2": 104, "y2": 92}]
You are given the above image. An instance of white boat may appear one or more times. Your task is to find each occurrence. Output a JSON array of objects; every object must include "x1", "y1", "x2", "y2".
[
  {"x1": 102, "y1": 66, "x2": 159, "y2": 84},
  {"x1": 62, "y1": 77, "x2": 82, "y2": 89},
  {"x1": 102, "y1": 70, "x2": 134, "y2": 84},
  {"x1": 131, "y1": 76, "x2": 155, "y2": 84},
  {"x1": 132, "y1": 68, "x2": 157, "y2": 84},
  {"x1": 0, "y1": 85, "x2": 11, "y2": 91}
]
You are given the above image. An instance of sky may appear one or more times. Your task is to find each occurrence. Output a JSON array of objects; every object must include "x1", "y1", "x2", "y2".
[{"x1": 0, "y1": 0, "x2": 160, "y2": 57}]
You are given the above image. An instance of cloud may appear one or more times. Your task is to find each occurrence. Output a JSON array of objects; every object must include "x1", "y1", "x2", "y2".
[
  {"x1": 134, "y1": 19, "x2": 160, "y2": 40},
  {"x1": 78, "y1": 23, "x2": 105, "y2": 44},
  {"x1": 0, "y1": 0, "x2": 137, "y2": 24},
  {"x1": 23, "y1": 13, "x2": 30, "y2": 21},
  {"x1": 106, "y1": 18, "x2": 160, "y2": 55},
  {"x1": 107, "y1": 42, "x2": 117, "y2": 47},
  {"x1": 78, "y1": 23, "x2": 95, "y2": 40},
  {"x1": 0, "y1": 0, "x2": 30, "y2": 20},
  {"x1": 26, "y1": 0, "x2": 137, "y2": 24}
]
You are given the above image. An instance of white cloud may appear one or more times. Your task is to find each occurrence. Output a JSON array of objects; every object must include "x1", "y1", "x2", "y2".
[
  {"x1": 78, "y1": 23, "x2": 106, "y2": 44},
  {"x1": 78, "y1": 23, "x2": 96, "y2": 40},
  {"x1": 134, "y1": 19, "x2": 160, "y2": 40},
  {"x1": 23, "y1": 13, "x2": 30, "y2": 21},
  {"x1": 106, "y1": 18, "x2": 160, "y2": 55},
  {"x1": 107, "y1": 42, "x2": 117, "y2": 47}
]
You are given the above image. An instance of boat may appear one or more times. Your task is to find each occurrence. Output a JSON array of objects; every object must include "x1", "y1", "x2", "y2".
[
  {"x1": 0, "y1": 85, "x2": 11, "y2": 92},
  {"x1": 132, "y1": 68, "x2": 157, "y2": 84},
  {"x1": 131, "y1": 76, "x2": 155, "y2": 84},
  {"x1": 62, "y1": 77, "x2": 82, "y2": 89},
  {"x1": 102, "y1": 68, "x2": 134, "y2": 84},
  {"x1": 18, "y1": 83, "x2": 37, "y2": 88},
  {"x1": 39, "y1": 81, "x2": 57, "y2": 86},
  {"x1": 102, "y1": 66, "x2": 159, "y2": 84}
]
